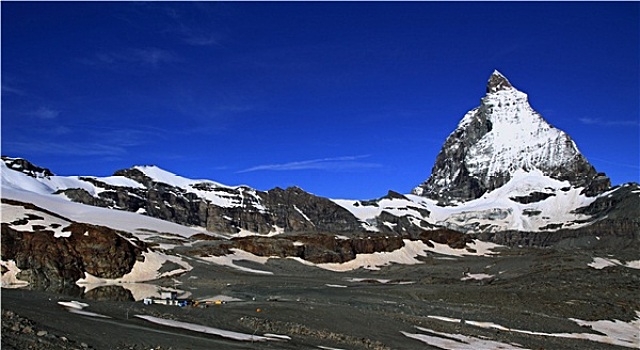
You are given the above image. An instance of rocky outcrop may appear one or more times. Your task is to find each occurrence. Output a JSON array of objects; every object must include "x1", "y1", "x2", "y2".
[
  {"x1": 413, "y1": 70, "x2": 611, "y2": 205},
  {"x1": 261, "y1": 187, "x2": 364, "y2": 233},
  {"x1": 1, "y1": 200, "x2": 145, "y2": 288},
  {"x1": 179, "y1": 227, "x2": 469, "y2": 265},
  {"x1": 233, "y1": 234, "x2": 405, "y2": 264},
  {"x1": 1, "y1": 156, "x2": 54, "y2": 178}
]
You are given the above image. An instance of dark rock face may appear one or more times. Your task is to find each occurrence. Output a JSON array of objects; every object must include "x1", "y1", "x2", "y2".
[
  {"x1": 486, "y1": 70, "x2": 513, "y2": 93},
  {"x1": 261, "y1": 187, "x2": 364, "y2": 233},
  {"x1": 510, "y1": 192, "x2": 556, "y2": 204},
  {"x1": 413, "y1": 107, "x2": 491, "y2": 204},
  {"x1": 418, "y1": 228, "x2": 472, "y2": 249},
  {"x1": 62, "y1": 172, "x2": 365, "y2": 236},
  {"x1": 1, "y1": 200, "x2": 145, "y2": 288},
  {"x1": 83, "y1": 285, "x2": 134, "y2": 302},
  {"x1": 413, "y1": 71, "x2": 611, "y2": 205},
  {"x1": 1, "y1": 157, "x2": 54, "y2": 178},
  {"x1": 230, "y1": 235, "x2": 405, "y2": 264}
]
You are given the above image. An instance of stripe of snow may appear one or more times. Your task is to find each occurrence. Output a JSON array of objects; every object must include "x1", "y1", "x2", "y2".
[
  {"x1": 293, "y1": 205, "x2": 314, "y2": 223},
  {"x1": 134, "y1": 315, "x2": 276, "y2": 342},
  {"x1": 402, "y1": 327, "x2": 528, "y2": 350},
  {"x1": 426, "y1": 312, "x2": 640, "y2": 349}
]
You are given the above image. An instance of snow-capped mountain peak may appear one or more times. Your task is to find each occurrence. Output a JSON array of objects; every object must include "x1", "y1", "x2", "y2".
[
  {"x1": 413, "y1": 71, "x2": 609, "y2": 204},
  {"x1": 486, "y1": 69, "x2": 513, "y2": 93}
]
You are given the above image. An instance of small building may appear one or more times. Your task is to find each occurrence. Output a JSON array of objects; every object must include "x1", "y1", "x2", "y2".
[
  {"x1": 142, "y1": 291, "x2": 191, "y2": 307},
  {"x1": 160, "y1": 291, "x2": 178, "y2": 300}
]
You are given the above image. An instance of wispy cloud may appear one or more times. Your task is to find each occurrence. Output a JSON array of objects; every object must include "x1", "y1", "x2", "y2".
[
  {"x1": 5, "y1": 125, "x2": 168, "y2": 159},
  {"x1": 88, "y1": 47, "x2": 179, "y2": 68},
  {"x1": 238, "y1": 155, "x2": 382, "y2": 173},
  {"x1": 1, "y1": 84, "x2": 26, "y2": 95},
  {"x1": 184, "y1": 34, "x2": 221, "y2": 46},
  {"x1": 160, "y1": 4, "x2": 225, "y2": 47},
  {"x1": 6, "y1": 141, "x2": 127, "y2": 157},
  {"x1": 579, "y1": 117, "x2": 639, "y2": 127},
  {"x1": 28, "y1": 107, "x2": 60, "y2": 120},
  {"x1": 589, "y1": 157, "x2": 640, "y2": 170}
]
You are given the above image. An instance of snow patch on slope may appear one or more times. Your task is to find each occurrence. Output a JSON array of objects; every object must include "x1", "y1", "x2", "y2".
[
  {"x1": 0, "y1": 260, "x2": 29, "y2": 288},
  {"x1": 134, "y1": 315, "x2": 283, "y2": 342},
  {"x1": 403, "y1": 326, "x2": 528, "y2": 350},
  {"x1": 426, "y1": 312, "x2": 640, "y2": 349},
  {"x1": 1, "y1": 202, "x2": 72, "y2": 238},
  {"x1": 2, "y1": 190, "x2": 204, "y2": 240},
  {"x1": 76, "y1": 251, "x2": 192, "y2": 285},
  {"x1": 290, "y1": 239, "x2": 501, "y2": 272},
  {"x1": 588, "y1": 257, "x2": 640, "y2": 270},
  {"x1": 197, "y1": 249, "x2": 274, "y2": 275}
]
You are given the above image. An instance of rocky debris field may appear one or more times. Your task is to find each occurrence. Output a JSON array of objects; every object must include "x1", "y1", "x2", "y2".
[
  {"x1": 2, "y1": 238, "x2": 639, "y2": 350},
  {"x1": 2, "y1": 309, "x2": 96, "y2": 350}
]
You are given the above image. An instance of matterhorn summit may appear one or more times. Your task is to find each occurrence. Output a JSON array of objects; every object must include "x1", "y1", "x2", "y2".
[{"x1": 413, "y1": 70, "x2": 610, "y2": 204}]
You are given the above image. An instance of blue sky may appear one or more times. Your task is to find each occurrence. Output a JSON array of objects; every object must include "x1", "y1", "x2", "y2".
[{"x1": 2, "y1": 2, "x2": 638, "y2": 199}]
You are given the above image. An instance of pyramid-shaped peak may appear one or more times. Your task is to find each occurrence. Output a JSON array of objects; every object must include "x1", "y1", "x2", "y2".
[
  {"x1": 413, "y1": 70, "x2": 609, "y2": 205},
  {"x1": 486, "y1": 70, "x2": 513, "y2": 94}
]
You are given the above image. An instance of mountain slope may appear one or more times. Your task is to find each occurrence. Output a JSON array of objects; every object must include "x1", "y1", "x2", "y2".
[{"x1": 412, "y1": 70, "x2": 610, "y2": 205}]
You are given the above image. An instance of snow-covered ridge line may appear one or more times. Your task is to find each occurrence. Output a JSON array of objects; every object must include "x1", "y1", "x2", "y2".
[
  {"x1": 335, "y1": 169, "x2": 605, "y2": 233},
  {"x1": 132, "y1": 165, "x2": 235, "y2": 189},
  {"x1": 1, "y1": 160, "x2": 260, "y2": 211}
]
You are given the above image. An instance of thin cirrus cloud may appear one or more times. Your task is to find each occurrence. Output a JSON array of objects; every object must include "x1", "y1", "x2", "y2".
[
  {"x1": 579, "y1": 117, "x2": 638, "y2": 127},
  {"x1": 184, "y1": 34, "x2": 221, "y2": 46},
  {"x1": 6, "y1": 141, "x2": 127, "y2": 158},
  {"x1": 238, "y1": 155, "x2": 382, "y2": 173},
  {"x1": 28, "y1": 107, "x2": 60, "y2": 120},
  {"x1": 6, "y1": 126, "x2": 165, "y2": 157},
  {"x1": 2, "y1": 84, "x2": 26, "y2": 96},
  {"x1": 89, "y1": 47, "x2": 179, "y2": 67}
]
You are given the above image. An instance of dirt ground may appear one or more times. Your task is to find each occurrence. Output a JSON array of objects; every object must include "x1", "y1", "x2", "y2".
[{"x1": 2, "y1": 241, "x2": 639, "y2": 350}]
